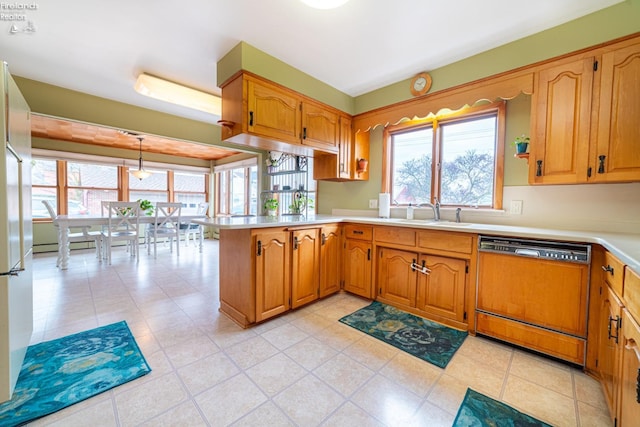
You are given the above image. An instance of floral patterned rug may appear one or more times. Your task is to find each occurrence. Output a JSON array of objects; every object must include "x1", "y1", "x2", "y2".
[
  {"x1": 338, "y1": 301, "x2": 467, "y2": 368},
  {"x1": 0, "y1": 321, "x2": 150, "y2": 426},
  {"x1": 453, "y1": 388, "x2": 552, "y2": 426}
]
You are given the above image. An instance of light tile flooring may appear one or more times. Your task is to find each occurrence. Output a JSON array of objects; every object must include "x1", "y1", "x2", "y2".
[{"x1": 28, "y1": 240, "x2": 612, "y2": 426}]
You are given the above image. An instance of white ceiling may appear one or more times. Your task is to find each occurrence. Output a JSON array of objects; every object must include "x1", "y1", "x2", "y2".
[{"x1": 1, "y1": 0, "x2": 623, "y2": 125}]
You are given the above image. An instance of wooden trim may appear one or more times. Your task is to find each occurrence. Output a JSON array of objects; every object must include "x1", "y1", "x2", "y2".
[{"x1": 354, "y1": 32, "x2": 640, "y2": 134}]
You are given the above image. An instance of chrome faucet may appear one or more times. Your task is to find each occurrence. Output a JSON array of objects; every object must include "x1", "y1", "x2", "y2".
[
  {"x1": 455, "y1": 207, "x2": 462, "y2": 223},
  {"x1": 421, "y1": 198, "x2": 441, "y2": 221}
]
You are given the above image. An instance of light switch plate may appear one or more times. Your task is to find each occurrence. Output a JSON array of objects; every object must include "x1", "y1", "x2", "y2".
[
  {"x1": 369, "y1": 199, "x2": 378, "y2": 209},
  {"x1": 510, "y1": 200, "x2": 523, "y2": 215}
]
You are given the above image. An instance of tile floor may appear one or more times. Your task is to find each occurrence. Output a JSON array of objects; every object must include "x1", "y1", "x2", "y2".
[{"x1": 27, "y1": 240, "x2": 612, "y2": 426}]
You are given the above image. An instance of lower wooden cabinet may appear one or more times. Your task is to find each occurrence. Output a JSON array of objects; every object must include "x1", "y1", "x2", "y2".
[
  {"x1": 619, "y1": 308, "x2": 640, "y2": 426},
  {"x1": 255, "y1": 230, "x2": 291, "y2": 322},
  {"x1": 597, "y1": 285, "x2": 623, "y2": 419},
  {"x1": 416, "y1": 255, "x2": 467, "y2": 324},
  {"x1": 377, "y1": 248, "x2": 416, "y2": 307},
  {"x1": 319, "y1": 225, "x2": 341, "y2": 298},
  {"x1": 376, "y1": 246, "x2": 468, "y2": 328},
  {"x1": 291, "y1": 228, "x2": 320, "y2": 309},
  {"x1": 343, "y1": 238, "x2": 372, "y2": 298}
]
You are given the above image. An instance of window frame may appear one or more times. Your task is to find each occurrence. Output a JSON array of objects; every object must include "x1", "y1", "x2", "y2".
[
  {"x1": 214, "y1": 159, "x2": 258, "y2": 217},
  {"x1": 382, "y1": 101, "x2": 505, "y2": 210}
]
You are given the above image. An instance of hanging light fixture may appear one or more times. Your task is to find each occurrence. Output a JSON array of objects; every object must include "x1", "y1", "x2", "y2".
[{"x1": 131, "y1": 136, "x2": 152, "y2": 180}]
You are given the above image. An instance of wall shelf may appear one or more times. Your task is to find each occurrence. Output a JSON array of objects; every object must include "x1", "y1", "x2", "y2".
[{"x1": 515, "y1": 152, "x2": 530, "y2": 164}]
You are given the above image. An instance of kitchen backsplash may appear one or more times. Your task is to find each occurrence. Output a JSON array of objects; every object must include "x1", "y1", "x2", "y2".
[{"x1": 332, "y1": 183, "x2": 640, "y2": 234}]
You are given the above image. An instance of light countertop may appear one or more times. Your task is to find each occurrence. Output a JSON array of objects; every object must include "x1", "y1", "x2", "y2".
[{"x1": 193, "y1": 215, "x2": 640, "y2": 274}]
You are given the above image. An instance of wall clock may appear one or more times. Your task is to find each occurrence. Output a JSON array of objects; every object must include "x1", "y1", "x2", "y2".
[{"x1": 410, "y1": 72, "x2": 432, "y2": 97}]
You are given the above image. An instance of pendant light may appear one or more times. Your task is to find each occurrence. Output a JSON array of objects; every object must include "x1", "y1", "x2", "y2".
[{"x1": 131, "y1": 136, "x2": 152, "y2": 180}]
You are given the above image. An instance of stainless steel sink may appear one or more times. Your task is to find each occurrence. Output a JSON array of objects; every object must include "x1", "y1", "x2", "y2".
[{"x1": 397, "y1": 219, "x2": 472, "y2": 227}]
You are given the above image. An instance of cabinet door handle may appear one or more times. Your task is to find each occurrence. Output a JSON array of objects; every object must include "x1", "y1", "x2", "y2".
[
  {"x1": 303, "y1": 127, "x2": 307, "y2": 140},
  {"x1": 608, "y1": 315, "x2": 621, "y2": 344},
  {"x1": 249, "y1": 111, "x2": 254, "y2": 126},
  {"x1": 257, "y1": 240, "x2": 262, "y2": 256},
  {"x1": 602, "y1": 265, "x2": 614, "y2": 275},
  {"x1": 536, "y1": 160, "x2": 543, "y2": 177},
  {"x1": 321, "y1": 233, "x2": 326, "y2": 246},
  {"x1": 367, "y1": 248, "x2": 371, "y2": 261},
  {"x1": 598, "y1": 155, "x2": 606, "y2": 174},
  {"x1": 352, "y1": 230, "x2": 364, "y2": 235},
  {"x1": 293, "y1": 236, "x2": 298, "y2": 250}
]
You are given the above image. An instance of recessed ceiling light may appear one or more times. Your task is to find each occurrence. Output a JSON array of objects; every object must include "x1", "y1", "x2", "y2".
[{"x1": 300, "y1": 0, "x2": 349, "y2": 10}]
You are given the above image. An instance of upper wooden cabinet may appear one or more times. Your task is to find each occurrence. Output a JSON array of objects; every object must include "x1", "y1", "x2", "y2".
[
  {"x1": 219, "y1": 72, "x2": 343, "y2": 156},
  {"x1": 530, "y1": 37, "x2": 640, "y2": 184},
  {"x1": 314, "y1": 118, "x2": 370, "y2": 182}
]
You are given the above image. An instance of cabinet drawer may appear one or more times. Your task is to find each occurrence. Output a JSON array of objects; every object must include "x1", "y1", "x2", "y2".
[
  {"x1": 344, "y1": 224, "x2": 373, "y2": 241},
  {"x1": 417, "y1": 230, "x2": 473, "y2": 254},
  {"x1": 624, "y1": 267, "x2": 640, "y2": 323},
  {"x1": 375, "y1": 227, "x2": 416, "y2": 246},
  {"x1": 603, "y1": 251, "x2": 625, "y2": 297}
]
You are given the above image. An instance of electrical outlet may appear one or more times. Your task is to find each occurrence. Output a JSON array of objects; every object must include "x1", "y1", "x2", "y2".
[
  {"x1": 369, "y1": 199, "x2": 378, "y2": 209},
  {"x1": 510, "y1": 200, "x2": 523, "y2": 215}
]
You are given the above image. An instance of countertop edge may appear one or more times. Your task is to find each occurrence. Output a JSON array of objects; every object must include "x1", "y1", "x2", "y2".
[{"x1": 193, "y1": 215, "x2": 640, "y2": 274}]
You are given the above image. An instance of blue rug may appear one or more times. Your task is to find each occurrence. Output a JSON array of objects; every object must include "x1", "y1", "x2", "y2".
[
  {"x1": 0, "y1": 321, "x2": 151, "y2": 427},
  {"x1": 339, "y1": 301, "x2": 467, "y2": 368},
  {"x1": 453, "y1": 388, "x2": 552, "y2": 426}
]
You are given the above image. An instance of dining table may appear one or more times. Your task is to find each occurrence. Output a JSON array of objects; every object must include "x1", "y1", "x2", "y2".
[{"x1": 52, "y1": 213, "x2": 207, "y2": 269}]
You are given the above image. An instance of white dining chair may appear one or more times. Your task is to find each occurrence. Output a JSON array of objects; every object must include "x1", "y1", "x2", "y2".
[
  {"x1": 42, "y1": 200, "x2": 103, "y2": 265},
  {"x1": 101, "y1": 201, "x2": 142, "y2": 264},
  {"x1": 147, "y1": 202, "x2": 182, "y2": 258},
  {"x1": 179, "y1": 202, "x2": 208, "y2": 247}
]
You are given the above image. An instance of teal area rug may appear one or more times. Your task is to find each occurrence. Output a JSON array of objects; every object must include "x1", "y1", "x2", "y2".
[
  {"x1": 453, "y1": 388, "x2": 552, "y2": 426},
  {"x1": 339, "y1": 301, "x2": 467, "y2": 368},
  {"x1": 0, "y1": 321, "x2": 151, "y2": 427}
]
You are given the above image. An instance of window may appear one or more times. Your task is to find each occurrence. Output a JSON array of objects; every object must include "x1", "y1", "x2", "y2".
[
  {"x1": 175, "y1": 172, "x2": 208, "y2": 214},
  {"x1": 32, "y1": 158, "x2": 58, "y2": 219},
  {"x1": 384, "y1": 102, "x2": 505, "y2": 209},
  {"x1": 67, "y1": 162, "x2": 118, "y2": 216},
  {"x1": 214, "y1": 159, "x2": 258, "y2": 216},
  {"x1": 129, "y1": 170, "x2": 168, "y2": 204},
  {"x1": 31, "y1": 155, "x2": 210, "y2": 220}
]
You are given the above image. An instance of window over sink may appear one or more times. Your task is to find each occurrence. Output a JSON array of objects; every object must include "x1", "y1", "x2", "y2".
[{"x1": 383, "y1": 102, "x2": 505, "y2": 209}]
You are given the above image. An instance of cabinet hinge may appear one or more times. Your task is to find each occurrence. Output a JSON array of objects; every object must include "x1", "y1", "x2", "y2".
[{"x1": 593, "y1": 60, "x2": 598, "y2": 71}]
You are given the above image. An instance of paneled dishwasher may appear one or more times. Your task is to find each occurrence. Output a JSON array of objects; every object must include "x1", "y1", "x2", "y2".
[{"x1": 476, "y1": 236, "x2": 591, "y2": 365}]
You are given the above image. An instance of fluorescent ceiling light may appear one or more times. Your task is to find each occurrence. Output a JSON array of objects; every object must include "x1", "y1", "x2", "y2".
[
  {"x1": 300, "y1": 0, "x2": 349, "y2": 9},
  {"x1": 134, "y1": 73, "x2": 221, "y2": 116}
]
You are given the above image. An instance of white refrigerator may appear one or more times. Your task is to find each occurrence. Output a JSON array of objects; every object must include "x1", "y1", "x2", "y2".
[{"x1": 0, "y1": 62, "x2": 33, "y2": 403}]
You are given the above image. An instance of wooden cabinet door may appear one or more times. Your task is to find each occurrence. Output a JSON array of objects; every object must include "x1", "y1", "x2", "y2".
[
  {"x1": 301, "y1": 100, "x2": 339, "y2": 153},
  {"x1": 319, "y1": 225, "x2": 341, "y2": 298},
  {"x1": 343, "y1": 239, "x2": 372, "y2": 298},
  {"x1": 338, "y1": 115, "x2": 352, "y2": 179},
  {"x1": 255, "y1": 231, "x2": 290, "y2": 321},
  {"x1": 416, "y1": 255, "x2": 466, "y2": 323},
  {"x1": 597, "y1": 286, "x2": 623, "y2": 420},
  {"x1": 594, "y1": 41, "x2": 640, "y2": 182},
  {"x1": 529, "y1": 57, "x2": 594, "y2": 184},
  {"x1": 377, "y1": 248, "x2": 417, "y2": 308},
  {"x1": 291, "y1": 228, "x2": 320, "y2": 309},
  {"x1": 619, "y1": 309, "x2": 640, "y2": 427},
  {"x1": 247, "y1": 79, "x2": 301, "y2": 145}
]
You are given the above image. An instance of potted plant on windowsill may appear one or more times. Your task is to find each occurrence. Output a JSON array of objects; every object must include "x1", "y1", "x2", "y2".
[
  {"x1": 512, "y1": 134, "x2": 530, "y2": 154},
  {"x1": 264, "y1": 198, "x2": 279, "y2": 217}
]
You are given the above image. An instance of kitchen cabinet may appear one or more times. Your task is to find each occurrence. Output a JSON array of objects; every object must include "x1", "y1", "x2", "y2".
[
  {"x1": 594, "y1": 40, "x2": 640, "y2": 182},
  {"x1": 416, "y1": 255, "x2": 467, "y2": 324},
  {"x1": 313, "y1": 115, "x2": 370, "y2": 182},
  {"x1": 219, "y1": 71, "x2": 343, "y2": 156},
  {"x1": 529, "y1": 37, "x2": 640, "y2": 184},
  {"x1": 619, "y1": 308, "x2": 640, "y2": 427},
  {"x1": 343, "y1": 224, "x2": 373, "y2": 298},
  {"x1": 597, "y1": 285, "x2": 623, "y2": 419},
  {"x1": 255, "y1": 229, "x2": 291, "y2": 322},
  {"x1": 319, "y1": 224, "x2": 341, "y2": 298},
  {"x1": 290, "y1": 228, "x2": 320, "y2": 309},
  {"x1": 377, "y1": 247, "x2": 417, "y2": 307}
]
